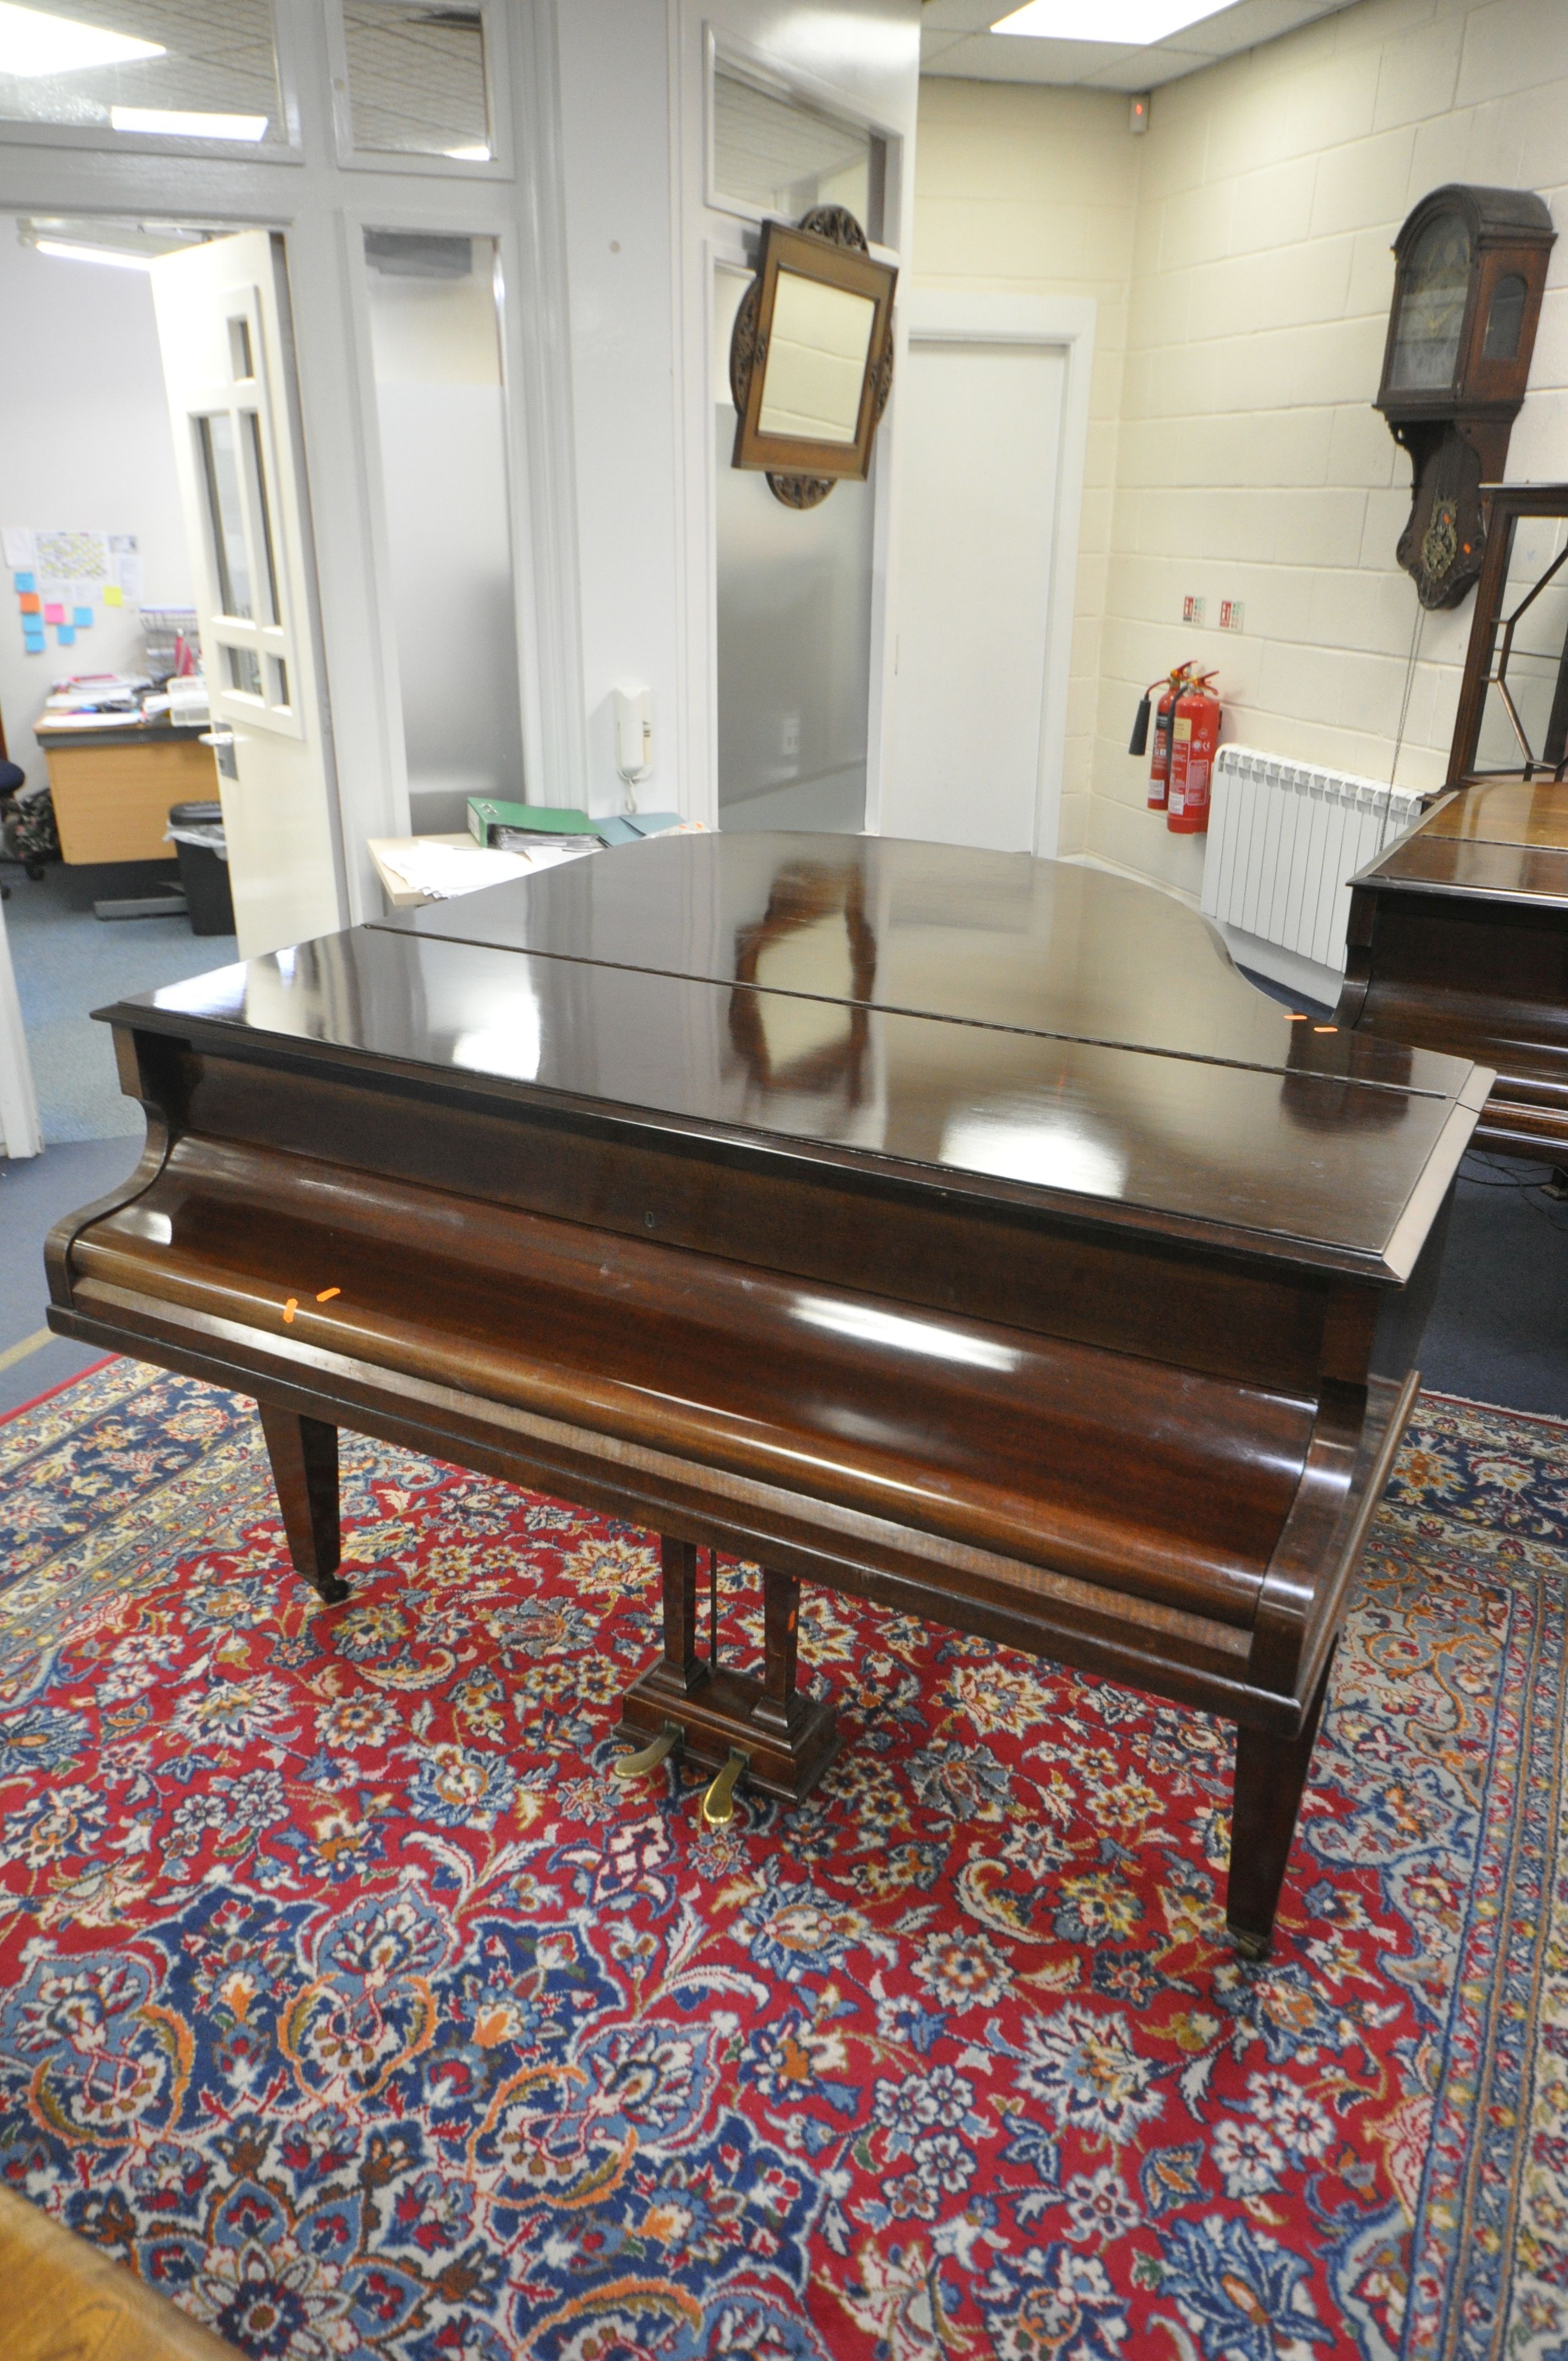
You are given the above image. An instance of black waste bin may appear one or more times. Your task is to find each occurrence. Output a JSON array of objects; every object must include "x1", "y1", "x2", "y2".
[{"x1": 167, "y1": 800, "x2": 236, "y2": 936}]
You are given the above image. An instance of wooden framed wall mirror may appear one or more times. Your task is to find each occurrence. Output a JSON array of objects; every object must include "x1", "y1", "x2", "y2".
[{"x1": 730, "y1": 210, "x2": 896, "y2": 508}]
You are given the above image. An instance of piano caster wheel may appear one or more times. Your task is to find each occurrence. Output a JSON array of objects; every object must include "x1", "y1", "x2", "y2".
[
  {"x1": 612, "y1": 1723, "x2": 681, "y2": 1780},
  {"x1": 311, "y1": 1571, "x2": 351, "y2": 1605},
  {"x1": 1231, "y1": 1925, "x2": 1271, "y2": 1963},
  {"x1": 701, "y1": 1748, "x2": 748, "y2": 1830}
]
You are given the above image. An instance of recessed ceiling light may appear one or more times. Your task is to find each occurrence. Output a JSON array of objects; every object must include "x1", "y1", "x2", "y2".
[
  {"x1": 110, "y1": 105, "x2": 269, "y2": 139},
  {"x1": 34, "y1": 236, "x2": 153, "y2": 269},
  {"x1": 992, "y1": 0, "x2": 1229, "y2": 39},
  {"x1": 0, "y1": 1, "x2": 163, "y2": 77}
]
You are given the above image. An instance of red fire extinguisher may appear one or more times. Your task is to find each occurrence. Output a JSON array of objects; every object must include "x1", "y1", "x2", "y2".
[
  {"x1": 1167, "y1": 671, "x2": 1221, "y2": 834},
  {"x1": 1131, "y1": 666, "x2": 1194, "y2": 810}
]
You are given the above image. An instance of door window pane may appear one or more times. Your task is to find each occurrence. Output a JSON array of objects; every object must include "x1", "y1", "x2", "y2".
[
  {"x1": 247, "y1": 413, "x2": 281, "y2": 623},
  {"x1": 714, "y1": 267, "x2": 872, "y2": 836},
  {"x1": 363, "y1": 230, "x2": 524, "y2": 832},
  {"x1": 198, "y1": 414, "x2": 252, "y2": 618},
  {"x1": 226, "y1": 644, "x2": 263, "y2": 696},
  {"x1": 0, "y1": 0, "x2": 283, "y2": 142},
  {"x1": 714, "y1": 66, "x2": 884, "y2": 241},
  {"x1": 344, "y1": 0, "x2": 489, "y2": 159}
]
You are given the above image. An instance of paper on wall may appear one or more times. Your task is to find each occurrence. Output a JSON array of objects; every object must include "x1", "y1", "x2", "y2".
[
  {"x1": 33, "y1": 530, "x2": 111, "y2": 606},
  {"x1": 1, "y1": 526, "x2": 35, "y2": 571},
  {"x1": 108, "y1": 533, "x2": 142, "y2": 605}
]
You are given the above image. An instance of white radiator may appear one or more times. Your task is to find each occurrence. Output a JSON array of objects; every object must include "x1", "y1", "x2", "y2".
[{"x1": 1201, "y1": 745, "x2": 1425, "y2": 975}]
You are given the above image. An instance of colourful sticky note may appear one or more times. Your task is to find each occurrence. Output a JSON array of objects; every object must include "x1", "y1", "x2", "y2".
[
  {"x1": 103, "y1": 584, "x2": 123, "y2": 608},
  {"x1": 56, "y1": 624, "x2": 75, "y2": 646},
  {"x1": 43, "y1": 602, "x2": 64, "y2": 624},
  {"x1": 18, "y1": 592, "x2": 39, "y2": 614},
  {"x1": 14, "y1": 572, "x2": 35, "y2": 594},
  {"x1": 72, "y1": 605, "x2": 92, "y2": 627},
  {"x1": 22, "y1": 630, "x2": 44, "y2": 652}
]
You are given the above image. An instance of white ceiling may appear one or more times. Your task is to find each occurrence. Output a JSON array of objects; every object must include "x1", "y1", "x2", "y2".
[{"x1": 921, "y1": 0, "x2": 1360, "y2": 94}]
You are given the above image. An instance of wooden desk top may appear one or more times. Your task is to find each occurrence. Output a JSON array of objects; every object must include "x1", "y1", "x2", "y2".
[
  {"x1": 106, "y1": 835, "x2": 1483, "y2": 1283},
  {"x1": 35, "y1": 717, "x2": 197, "y2": 748}
]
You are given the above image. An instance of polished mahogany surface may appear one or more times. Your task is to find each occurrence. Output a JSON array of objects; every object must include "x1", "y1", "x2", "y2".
[
  {"x1": 378, "y1": 831, "x2": 1460, "y2": 1090},
  {"x1": 1340, "y1": 785, "x2": 1568, "y2": 1158},
  {"x1": 118, "y1": 846, "x2": 1477, "y2": 1280},
  {"x1": 1422, "y1": 776, "x2": 1568, "y2": 847},
  {"x1": 50, "y1": 833, "x2": 1490, "y2": 1956}
]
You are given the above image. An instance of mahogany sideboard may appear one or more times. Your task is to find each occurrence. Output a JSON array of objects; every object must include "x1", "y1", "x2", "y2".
[{"x1": 46, "y1": 833, "x2": 1487, "y2": 1956}]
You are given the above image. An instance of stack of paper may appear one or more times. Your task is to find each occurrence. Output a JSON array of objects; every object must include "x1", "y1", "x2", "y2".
[{"x1": 376, "y1": 844, "x2": 540, "y2": 900}]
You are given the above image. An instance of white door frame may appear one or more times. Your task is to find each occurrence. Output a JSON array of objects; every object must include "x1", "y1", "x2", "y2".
[{"x1": 879, "y1": 290, "x2": 1095, "y2": 858}]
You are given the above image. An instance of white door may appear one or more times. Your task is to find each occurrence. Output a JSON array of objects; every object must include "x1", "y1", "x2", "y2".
[
  {"x1": 150, "y1": 232, "x2": 343, "y2": 959},
  {"x1": 882, "y1": 311, "x2": 1084, "y2": 856}
]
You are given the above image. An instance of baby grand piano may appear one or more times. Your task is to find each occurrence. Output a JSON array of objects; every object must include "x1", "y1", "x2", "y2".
[{"x1": 45, "y1": 833, "x2": 1487, "y2": 1958}]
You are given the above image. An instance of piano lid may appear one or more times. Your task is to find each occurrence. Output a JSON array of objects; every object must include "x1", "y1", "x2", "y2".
[
  {"x1": 106, "y1": 910, "x2": 1486, "y2": 1280},
  {"x1": 374, "y1": 831, "x2": 1462, "y2": 1093}
]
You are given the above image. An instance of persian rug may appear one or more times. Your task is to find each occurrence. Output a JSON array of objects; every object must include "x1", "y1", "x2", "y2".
[{"x1": 1, "y1": 1360, "x2": 1566, "y2": 2361}]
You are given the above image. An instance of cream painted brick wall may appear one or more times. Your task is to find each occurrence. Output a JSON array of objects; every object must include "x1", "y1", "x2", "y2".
[
  {"x1": 1088, "y1": 0, "x2": 1568, "y2": 900},
  {"x1": 912, "y1": 77, "x2": 1140, "y2": 852},
  {"x1": 914, "y1": 0, "x2": 1568, "y2": 899}
]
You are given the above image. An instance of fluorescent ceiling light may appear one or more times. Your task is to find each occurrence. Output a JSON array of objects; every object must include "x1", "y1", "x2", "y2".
[
  {"x1": 111, "y1": 104, "x2": 269, "y2": 139},
  {"x1": 34, "y1": 236, "x2": 152, "y2": 269},
  {"x1": 992, "y1": 0, "x2": 1228, "y2": 39},
  {"x1": 0, "y1": 1, "x2": 163, "y2": 77}
]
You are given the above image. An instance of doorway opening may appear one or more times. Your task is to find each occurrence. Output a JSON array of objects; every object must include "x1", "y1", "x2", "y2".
[{"x1": 0, "y1": 210, "x2": 247, "y2": 1147}]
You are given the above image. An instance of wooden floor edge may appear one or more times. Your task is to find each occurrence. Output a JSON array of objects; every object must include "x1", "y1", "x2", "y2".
[{"x1": 0, "y1": 2184, "x2": 242, "y2": 2360}]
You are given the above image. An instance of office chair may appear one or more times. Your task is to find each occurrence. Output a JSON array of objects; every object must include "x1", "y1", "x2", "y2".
[{"x1": 0, "y1": 699, "x2": 48, "y2": 900}]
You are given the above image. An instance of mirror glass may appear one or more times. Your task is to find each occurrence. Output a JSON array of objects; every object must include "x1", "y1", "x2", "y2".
[
  {"x1": 758, "y1": 271, "x2": 875, "y2": 445},
  {"x1": 1472, "y1": 511, "x2": 1568, "y2": 776}
]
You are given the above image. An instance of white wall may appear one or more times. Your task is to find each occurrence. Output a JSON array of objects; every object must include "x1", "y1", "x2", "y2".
[
  {"x1": 1088, "y1": 0, "x2": 1568, "y2": 900},
  {"x1": 0, "y1": 224, "x2": 191, "y2": 796},
  {"x1": 912, "y1": 80, "x2": 1139, "y2": 857},
  {"x1": 916, "y1": 0, "x2": 1568, "y2": 902}
]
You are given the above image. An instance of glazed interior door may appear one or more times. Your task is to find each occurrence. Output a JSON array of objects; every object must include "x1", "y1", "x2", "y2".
[{"x1": 150, "y1": 231, "x2": 342, "y2": 958}]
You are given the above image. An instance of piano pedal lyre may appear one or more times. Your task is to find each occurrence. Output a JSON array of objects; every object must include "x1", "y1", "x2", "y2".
[
  {"x1": 701, "y1": 1748, "x2": 749, "y2": 1829},
  {"x1": 612, "y1": 1722, "x2": 681, "y2": 1780}
]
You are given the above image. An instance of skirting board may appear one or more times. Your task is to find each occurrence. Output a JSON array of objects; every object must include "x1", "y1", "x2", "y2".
[
  {"x1": 1215, "y1": 921, "x2": 1341, "y2": 1016},
  {"x1": 1062, "y1": 856, "x2": 1342, "y2": 1016}
]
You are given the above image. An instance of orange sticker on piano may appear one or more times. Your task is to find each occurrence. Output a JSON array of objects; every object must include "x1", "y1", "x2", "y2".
[
  {"x1": 315, "y1": 1287, "x2": 340, "y2": 1302},
  {"x1": 284, "y1": 1297, "x2": 298, "y2": 1322}
]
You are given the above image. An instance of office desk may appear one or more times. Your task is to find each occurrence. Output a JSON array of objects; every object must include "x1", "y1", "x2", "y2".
[{"x1": 35, "y1": 721, "x2": 217, "y2": 866}]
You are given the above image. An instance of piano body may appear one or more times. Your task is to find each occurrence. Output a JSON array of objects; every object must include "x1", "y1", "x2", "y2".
[
  {"x1": 1338, "y1": 774, "x2": 1568, "y2": 1166},
  {"x1": 46, "y1": 833, "x2": 1488, "y2": 1957}
]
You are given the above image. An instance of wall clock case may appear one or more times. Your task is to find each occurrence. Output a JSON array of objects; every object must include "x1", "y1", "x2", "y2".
[{"x1": 1375, "y1": 183, "x2": 1555, "y2": 609}]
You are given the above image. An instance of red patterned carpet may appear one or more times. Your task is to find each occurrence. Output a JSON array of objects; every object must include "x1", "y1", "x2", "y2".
[{"x1": 1, "y1": 1357, "x2": 1566, "y2": 2361}]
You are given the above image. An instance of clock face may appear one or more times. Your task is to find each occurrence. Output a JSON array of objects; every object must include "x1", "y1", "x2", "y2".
[{"x1": 1389, "y1": 209, "x2": 1472, "y2": 392}]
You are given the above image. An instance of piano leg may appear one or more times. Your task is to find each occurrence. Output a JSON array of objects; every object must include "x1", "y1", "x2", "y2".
[
  {"x1": 614, "y1": 1541, "x2": 839, "y2": 1808},
  {"x1": 257, "y1": 1404, "x2": 350, "y2": 1605},
  {"x1": 1225, "y1": 1641, "x2": 1337, "y2": 1959}
]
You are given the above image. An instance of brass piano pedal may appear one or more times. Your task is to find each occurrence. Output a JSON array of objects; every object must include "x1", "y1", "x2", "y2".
[
  {"x1": 612, "y1": 1723, "x2": 681, "y2": 1780},
  {"x1": 701, "y1": 1748, "x2": 748, "y2": 1830}
]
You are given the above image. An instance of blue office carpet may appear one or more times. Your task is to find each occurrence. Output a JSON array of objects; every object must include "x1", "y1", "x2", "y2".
[{"x1": 4, "y1": 861, "x2": 237, "y2": 1141}]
